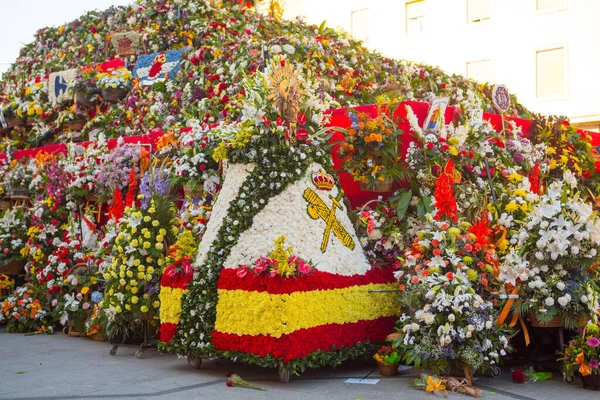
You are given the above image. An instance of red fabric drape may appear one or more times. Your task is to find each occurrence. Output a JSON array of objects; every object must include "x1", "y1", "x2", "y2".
[{"x1": 3, "y1": 101, "x2": 599, "y2": 209}]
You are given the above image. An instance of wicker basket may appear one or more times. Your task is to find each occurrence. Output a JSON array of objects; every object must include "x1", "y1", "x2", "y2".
[
  {"x1": 8, "y1": 195, "x2": 31, "y2": 208},
  {"x1": 528, "y1": 312, "x2": 564, "y2": 328},
  {"x1": 6, "y1": 116, "x2": 25, "y2": 128},
  {"x1": 75, "y1": 92, "x2": 98, "y2": 108},
  {"x1": 184, "y1": 185, "x2": 205, "y2": 200},
  {"x1": 66, "y1": 119, "x2": 87, "y2": 131},
  {"x1": 528, "y1": 311, "x2": 586, "y2": 328},
  {"x1": 360, "y1": 182, "x2": 393, "y2": 193},
  {"x1": 0, "y1": 200, "x2": 11, "y2": 211},
  {"x1": 0, "y1": 261, "x2": 25, "y2": 275},
  {"x1": 581, "y1": 374, "x2": 600, "y2": 390},
  {"x1": 101, "y1": 87, "x2": 129, "y2": 103},
  {"x1": 377, "y1": 362, "x2": 399, "y2": 376}
]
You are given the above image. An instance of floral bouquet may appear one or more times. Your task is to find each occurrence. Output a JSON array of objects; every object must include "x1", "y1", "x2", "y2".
[
  {"x1": 562, "y1": 322, "x2": 600, "y2": 380},
  {"x1": 0, "y1": 208, "x2": 29, "y2": 269},
  {"x1": 167, "y1": 125, "x2": 219, "y2": 194},
  {"x1": 0, "y1": 274, "x2": 15, "y2": 292},
  {"x1": 72, "y1": 66, "x2": 101, "y2": 107},
  {"x1": 94, "y1": 141, "x2": 141, "y2": 199},
  {"x1": 337, "y1": 102, "x2": 408, "y2": 191},
  {"x1": 210, "y1": 57, "x2": 333, "y2": 163},
  {"x1": 391, "y1": 165, "x2": 512, "y2": 375},
  {"x1": 2, "y1": 158, "x2": 36, "y2": 196},
  {"x1": 100, "y1": 167, "x2": 176, "y2": 338},
  {"x1": 515, "y1": 173, "x2": 600, "y2": 267},
  {"x1": 515, "y1": 264, "x2": 597, "y2": 328},
  {"x1": 97, "y1": 67, "x2": 132, "y2": 91},
  {"x1": 0, "y1": 285, "x2": 49, "y2": 333},
  {"x1": 235, "y1": 236, "x2": 313, "y2": 279},
  {"x1": 64, "y1": 140, "x2": 108, "y2": 199},
  {"x1": 97, "y1": 67, "x2": 132, "y2": 103},
  {"x1": 529, "y1": 115, "x2": 600, "y2": 184},
  {"x1": 391, "y1": 278, "x2": 511, "y2": 375},
  {"x1": 374, "y1": 345, "x2": 401, "y2": 365}
]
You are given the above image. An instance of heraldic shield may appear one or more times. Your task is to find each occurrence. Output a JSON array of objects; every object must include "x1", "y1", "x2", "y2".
[{"x1": 191, "y1": 162, "x2": 400, "y2": 366}]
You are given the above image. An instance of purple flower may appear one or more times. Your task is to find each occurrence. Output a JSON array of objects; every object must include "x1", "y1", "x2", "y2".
[
  {"x1": 512, "y1": 151, "x2": 524, "y2": 165},
  {"x1": 140, "y1": 174, "x2": 151, "y2": 210},
  {"x1": 587, "y1": 337, "x2": 600, "y2": 348},
  {"x1": 589, "y1": 360, "x2": 599, "y2": 369}
]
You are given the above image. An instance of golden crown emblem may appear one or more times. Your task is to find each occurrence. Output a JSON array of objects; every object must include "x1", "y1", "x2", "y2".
[{"x1": 312, "y1": 170, "x2": 335, "y2": 191}]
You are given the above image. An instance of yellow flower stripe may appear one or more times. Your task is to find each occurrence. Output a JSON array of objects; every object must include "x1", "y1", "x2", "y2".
[
  {"x1": 215, "y1": 283, "x2": 399, "y2": 338},
  {"x1": 159, "y1": 287, "x2": 188, "y2": 325}
]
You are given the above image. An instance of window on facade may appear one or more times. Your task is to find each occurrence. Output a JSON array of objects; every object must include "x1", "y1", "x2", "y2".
[
  {"x1": 536, "y1": 47, "x2": 565, "y2": 98},
  {"x1": 406, "y1": 0, "x2": 427, "y2": 36},
  {"x1": 537, "y1": 0, "x2": 566, "y2": 11},
  {"x1": 351, "y1": 9, "x2": 369, "y2": 43},
  {"x1": 466, "y1": 59, "x2": 493, "y2": 83},
  {"x1": 467, "y1": 0, "x2": 490, "y2": 23}
]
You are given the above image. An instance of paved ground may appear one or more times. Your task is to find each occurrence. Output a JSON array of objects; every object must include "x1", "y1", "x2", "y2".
[{"x1": 0, "y1": 326, "x2": 598, "y2": 400}]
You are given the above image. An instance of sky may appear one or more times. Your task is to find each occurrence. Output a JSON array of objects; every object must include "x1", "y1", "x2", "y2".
[{"x1": 0, "y1": 0, "x2": 133, "y2": 75}]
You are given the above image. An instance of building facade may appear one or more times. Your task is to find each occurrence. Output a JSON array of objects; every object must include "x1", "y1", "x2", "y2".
[{"x1": 283, "y1": 0, "x2": 600, "y2": 131}]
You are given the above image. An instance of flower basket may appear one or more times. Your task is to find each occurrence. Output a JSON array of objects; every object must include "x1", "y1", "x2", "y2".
[
  {"x1": 581, "y1": 374, "x2": 600, "y2": 391},
  {"x1": 359, "y1": 182, "x2": 393, "y2": 193},
  {"x1": 528, "y1": 311, "x2": 586, "y2": 328},
  {"x1": 528, "y1": 312, "x2": 564, "y2": 328},
  {"x1": 377, "y1": 362, "x2": 399, "y2": 376},
  {"x1": 0, "y1": 261, "x2": 25, "y2": 275},
  {"x1": 101, "y1": 87, "x2": 129, "y2": 103},
  {"x1": 8, "y1": 195, "x2": 31, "y2": 208},
  {"x1": 184, "y1": 184, "x2": 204, "y2": 200},
  {"x1": 66, "y1": 118, "x2": 87, "y2": 131},
  {"x1": 66, "y1": 320, "x2": 83, "y2": 337},
  {"x1": 6, "y1": 116, "x2": 26, "y2": 129},
  {"x1": 0, "y1": 200, "x2": 11, "y2": 211},
  {"x1": 75, "y1": 92, "x2": 98, "y2": 108}
]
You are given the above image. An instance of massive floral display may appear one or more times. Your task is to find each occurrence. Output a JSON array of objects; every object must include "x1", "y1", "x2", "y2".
[{"x1": 1, "y1": 0, "x2": 600, "y2": 385}]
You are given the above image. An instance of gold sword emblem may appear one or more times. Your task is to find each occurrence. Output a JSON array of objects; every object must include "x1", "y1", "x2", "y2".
[{"x1": 303, "y1": 188, "x2": 355, "y2": 253}]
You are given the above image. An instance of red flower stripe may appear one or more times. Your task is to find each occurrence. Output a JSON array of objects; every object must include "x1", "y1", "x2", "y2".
[
  {"x1": 212, "y1": 316, "x2": 396, "y2": 362},
  {"x1": 159, "y1": 322, "x2": 178, "y2": 344},
  {"x1": 217, "y1": 266, "x2": 395, "y2": 294}
]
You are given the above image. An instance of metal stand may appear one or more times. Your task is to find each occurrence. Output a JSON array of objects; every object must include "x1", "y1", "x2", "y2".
[{"x1": 109, "y1": 320, "x2": 157, "y2": 358}]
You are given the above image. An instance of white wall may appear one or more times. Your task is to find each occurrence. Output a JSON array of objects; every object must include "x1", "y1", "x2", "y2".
[{"x1": 284, "y1": 0, "x2": 600, "y2": 126}]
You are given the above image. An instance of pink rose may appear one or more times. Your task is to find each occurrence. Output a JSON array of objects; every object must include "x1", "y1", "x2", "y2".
[
  {"x1": 236, "y1": 266, "x2": 248, "y2": 278},
  {"x1": 76, "y1": 293, "x2": 83, "y2": 301},
  {"x1": 297, "y1": 262, "x2": 311, "y2": 275},
  {"x1": 254, "y1": 261, "x2": 268, "y2": 274},
  {"x1": 82, "y1": 302, "x2": 91, "y2": 310}
]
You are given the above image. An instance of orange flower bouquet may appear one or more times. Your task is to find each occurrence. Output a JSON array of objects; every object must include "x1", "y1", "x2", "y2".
[
  {"x1": 337, "y1": 103, "x2": 409, "y2": 191},
  {"x1": 562, "y1": 322, "x2": 600, "y2": 389}
]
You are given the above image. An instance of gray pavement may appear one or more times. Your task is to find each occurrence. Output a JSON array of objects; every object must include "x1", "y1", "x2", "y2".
[{"x1": 0, "y1": 325, "x2": 598, "y2": 400}]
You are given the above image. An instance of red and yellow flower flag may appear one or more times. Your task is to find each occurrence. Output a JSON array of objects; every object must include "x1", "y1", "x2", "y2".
[
  {"x1": 158, "y1": 257, "x2": 194, "y2": 343},
  {"x1": 212, "y1": 266, "x2": 399, "y2": 362}
]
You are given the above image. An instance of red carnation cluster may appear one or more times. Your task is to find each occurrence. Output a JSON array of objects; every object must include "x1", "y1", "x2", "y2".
[
  {"x1": 217, "y1": 265, "x2": 395, "y2": 294},
  {"x1": 158, "y1": 257, "x2": 195, "y2": 344},
  {"x1": 213, "y1": 316, "x2": 396, "y2": 362},
  {"x1": 434, "y1": 160, "x2": 458, "y2": 222}
]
